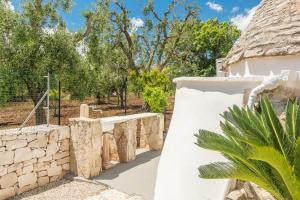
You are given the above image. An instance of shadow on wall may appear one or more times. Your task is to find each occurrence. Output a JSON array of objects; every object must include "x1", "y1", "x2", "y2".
[{"x1": 97, "y1": 150, "x2": 161, "y2": 180}]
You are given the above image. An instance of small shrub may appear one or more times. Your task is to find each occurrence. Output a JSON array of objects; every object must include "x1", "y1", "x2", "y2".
[
  {"x1": 195, "y1": 97, "x2": 300, "y2": 200},
  {"x1": 142, "y1": 86, "x2": 169, "y2": 113}
]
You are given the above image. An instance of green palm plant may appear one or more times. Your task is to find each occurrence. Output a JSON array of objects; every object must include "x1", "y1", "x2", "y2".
[{"x1": 195, "y1": 96, "x2": 300, "y2": 200}]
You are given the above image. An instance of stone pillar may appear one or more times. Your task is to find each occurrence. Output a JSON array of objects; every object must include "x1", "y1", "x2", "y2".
[
  {"x1": 114, "y1": 120, "x2": 137, "y2": 163},
  {"x1": 102, "y1": 133, "x2": 115, "y2": 170},
  {"x1": 69, "y1": 118, "x2": 102, "y2": 179},
  {"x1": 80, "y1": 104, "x2": 89, "y2": 118},
  {"x1": 140, "y1": 114, "x2": 164, "y2": 150}
]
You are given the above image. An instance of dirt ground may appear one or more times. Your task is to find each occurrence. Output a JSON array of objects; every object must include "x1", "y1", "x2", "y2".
[{"x1": 0, "y1": 94, "x2": 174, "y2": 131}]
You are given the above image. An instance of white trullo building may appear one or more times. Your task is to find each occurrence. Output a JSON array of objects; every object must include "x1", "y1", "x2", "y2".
[{"x1": 154, "y1": 1, "x2": 300, "y2": 200}]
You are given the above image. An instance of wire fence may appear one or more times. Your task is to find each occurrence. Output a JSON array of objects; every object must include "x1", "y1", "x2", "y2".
[{"x1": 0, "y1": 71, "x2": 174, "y2": 131}]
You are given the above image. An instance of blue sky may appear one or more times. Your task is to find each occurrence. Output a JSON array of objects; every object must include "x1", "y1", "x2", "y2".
[{"x1": 11, "y1": 0, "x2": 261, "y2": 31}]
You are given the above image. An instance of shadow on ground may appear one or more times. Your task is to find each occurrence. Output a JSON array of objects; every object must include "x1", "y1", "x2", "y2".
[{"x1": 97, "y1": 150, "x2": 161, "y2": 180}]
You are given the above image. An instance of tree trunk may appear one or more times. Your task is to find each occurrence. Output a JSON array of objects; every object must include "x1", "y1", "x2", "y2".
[{"x1": 120, "y1": 90, "x2": 124, "y2": 109}]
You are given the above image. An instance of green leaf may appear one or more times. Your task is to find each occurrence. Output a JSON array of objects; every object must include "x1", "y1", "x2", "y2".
[
  {"x1": 199, "y1": 162, "x2": 284, "y2": 200},
  {"x1": 250, "y1": 146, "x2": 300, "y2": 200}
]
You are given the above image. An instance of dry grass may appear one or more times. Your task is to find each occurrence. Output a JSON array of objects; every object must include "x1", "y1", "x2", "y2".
[{"x1": 0, "y1": 95, "x2": 174, "y2": 131}]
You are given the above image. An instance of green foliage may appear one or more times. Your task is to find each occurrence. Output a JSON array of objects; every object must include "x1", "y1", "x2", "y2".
[
  {"x1": 129, "y1": 67, "x2": 172, "y2": 113},
  {"x1": 170, "y1": 19, "x2": 240, "y2": 77},
  {"x1": 143, "y1": 86, "x2": 168, "y2": 113},
  {"x1": 195, "y1": 97, "x2": 300, "y2": 200}
]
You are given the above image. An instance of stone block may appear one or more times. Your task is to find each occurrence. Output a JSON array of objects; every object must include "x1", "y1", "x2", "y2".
[
  {"x1": 28, "y1": 135, "x2": 48, "y2": 148},
  {"x1": 62, "y1": 163, "x2": 70, "y2": 170},
  {"x1": 114, "y1": 120, "x2": 137, "y2": 162},
  {"x1": 53, "y1": 151, "x2": 69, "y2": 160},
  {"x1": 49, "y1": 129, "x2": 59, "y2": 143},
  {"x1": 37, "y1": 170, "x2": 47, "y2": 177},
  {"x1": 33, "y1": 162, "x2": 50, "y2": 172},
  {"x1": 59, "y1": 139, "x2": 69, "y2": 151},
  {"x1": 17, "y1": 183, "x2": 37, "y2": 195},
  {"x1": 140, "y1": 115, "x2": 164, "y2": 150},
  {"x1": 0, "y1": 172, "x2": 17, "y2": 188},
  {"x1": 14, "y1": 147, "x2": 32, "y2": 163},
  {"x1": 0, "y1": 187, "x2": 16, "y2": 199},
  {"x1": 23, "y1": 164, "x2": 33, "y2": 174},
  {"x1": 2, "y1": 135, "x2": 17, "y2": 141},
  {"x1": 0, "y1": 166, "x2": 7, "y2": 176},
  {"x1": 56, "y1": 157, "x2": 70, "y2": 165},
  {"x1": 38, "y1": 176, "x2": 49, "y2": 187},
  {"x1": 38, "y1": 156, "x2": 52, "y2": 163},
  {"x1": 23, "y1": 158, "x2": 37, "y2": 166},
  {"x1": 69, "y1": 118, "x2": 102, "y2": 179},
  {"x1": 6, "y1": 139, "x2": 27, "y2": 150},
  {"x1": 47, "y1": 166, "x2": 62, "y2": 176},
  {"x1": 0, "y1": 151, "x2": 14, "y2": 165},
  {"x1": 7, "y1": 163, "x2": 23, "y2": 173},
  {"x1": 58, "y1": 126, "x2": 70, "y2": 140},
  {"x1": 80, "y1": 104, "x2": 89, "y2": 118},
  {"x1": 26, "y1": 134, "x2": 36, "y2": 142},
  {"x1": 18, "y1": 173, "x2": 37, "y2": 188},
  {"x1": 46, "y1": 143, "x2": 59, "y2": 156},
  {"x1": 50, "y1": 175, "x2": 62, "y2": 182},
  {"x1": 32, "y1": 149, "x2": 45, "y2": 158}
]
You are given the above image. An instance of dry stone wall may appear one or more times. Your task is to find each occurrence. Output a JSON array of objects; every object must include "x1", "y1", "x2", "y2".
[{"x1": 0, "y1": 125, "x2": 70, "y2": 199}]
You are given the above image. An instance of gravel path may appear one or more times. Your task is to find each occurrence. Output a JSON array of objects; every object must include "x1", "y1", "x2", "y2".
[{"x1": 9, "y1": 179, "x2": 107, "y2": 200}]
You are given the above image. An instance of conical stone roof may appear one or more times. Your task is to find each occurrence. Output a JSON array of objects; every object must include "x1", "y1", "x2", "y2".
[{"x1": 222, "y1": 0, "x2": 300, "y2": 70}]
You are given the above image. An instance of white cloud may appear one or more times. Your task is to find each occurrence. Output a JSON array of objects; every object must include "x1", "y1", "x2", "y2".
[
  {"x1": 206, "y1": 1, "x2": 223, "y2": 12},
  {"x1": 130, "y1": 17, "x2": 144, "y2": 33},
  {"x1": 230, "y1": 5, "x2": 258, "y2": 31},
  {"x1": 231, "y1": 6, "x2": 239, "y2": 13}
]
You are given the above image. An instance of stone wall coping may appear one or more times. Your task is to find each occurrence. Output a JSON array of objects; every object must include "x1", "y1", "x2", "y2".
[
  {"x1": 69, "y1": 118, "x2": 102, "y2": 122},
  {"x1": 173, "y1": 77, "x2": 264, "y2": 84},
  {"x1": 0, "y1": 125, "x2": 66, "y2": 136},
  {"x1": 100, "y1": 113, "x2": 162, "y2": 132}
]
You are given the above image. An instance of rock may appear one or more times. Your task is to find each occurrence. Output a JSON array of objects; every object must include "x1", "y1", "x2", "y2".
[
  {"x1": 17, "y1": 183, "x2": 38, "y2": 194},
  {"x1": 37, "y1": 170, "x2": 47, "y2": 177},
  {"x1": 58, "y1": 127, "x2": 70, "y2": 140},
  {"x1": 0, "y1": 172, "x2": 18, "y2": 188},
  {"x1": 32, "y1": 149, "x2": 45, "y2": 158},
  {"x1": 23, "y1": 164, "x2": 33, "y2": 174},
  {"x1": 59, "y1": 139, "x2": 69, "y2": 151},
  {"x1": 33, "y1": 162, "x2": 50, "y2": 172},
  {"x1": 0, "y1": 151, "x2": 14, "y2": 165},
  {"x1": 62, "y1": 163, "x2": 70, "y2": 170},
  {"x1": 46, "y1": 143, "x2": 59, "y2": 156},
  {"x1": 49, "y1": 130, "x2": 59, "y2": 143},
  {"x1": 114, "y1": 120, "x2": 137, "y2": 162},
  {"x1": 53, "y1": 151, "x2": 69, "y2": 160},
  {"x1": 38, "y1": 176, "x2": 49, "y2": 187},
  {"x1": 38, "y1": 156, "x2": 52, "y2": 163},
  {"x1": 47, "y1": 166, "x2": 62, "y2": 176},
  {"x1": 0, "y1": 166, "x2": 7, "y2": 176},
  {"x1": 2, "y1": 135, "x2": 17, "y2": 141},
  {"x1": 226, "y1": 189, "x2": 247, "y2": 200},
  {"x1": 6, "y1": 139, "x2": 27, "y2": 150},
  {"x1": 14, "y1": 147, "x2": 32, "y2": 163},
  {"x1": 56, "y1": 157, "x2": 70, "y2": 165},
  {"x1": 80, "y1": 104, "x2": 89, "y2": 118},
  {"x1": 7, "y1": 163, "x2": 23, "y2": 173},
  {"x1": 50, "y1": 175, "x2": 62, "y2": 182},
  {"x1": 0, "y1": 187, "x2": 16, "y2": 199},
  {"x1": 18, "y1": 173, "x2": 37, "y2": 188},
  {"x1": 69, "y1": 118, "x2": 102, "y2": 179},
  {"x1": 140, "y1": 115, "x2": 164, "y2": 150},
  {"x1": 23, "y1": 158, "x2": 37, "y2": 166},
  {"x1": 28, "y1": 135, "x2": 48, "y2": 148},
  {"x1": 26, "y1": 134, "x2": 36, "y2": 142}
]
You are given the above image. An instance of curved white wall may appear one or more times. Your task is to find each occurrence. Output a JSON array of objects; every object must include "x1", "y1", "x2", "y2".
[
  {"x1": 154, "y1": 77, "x2": 262, "y2": 200},
  {"x1": 228, "y1": 54, "x2": 300, "y2": 77}
]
